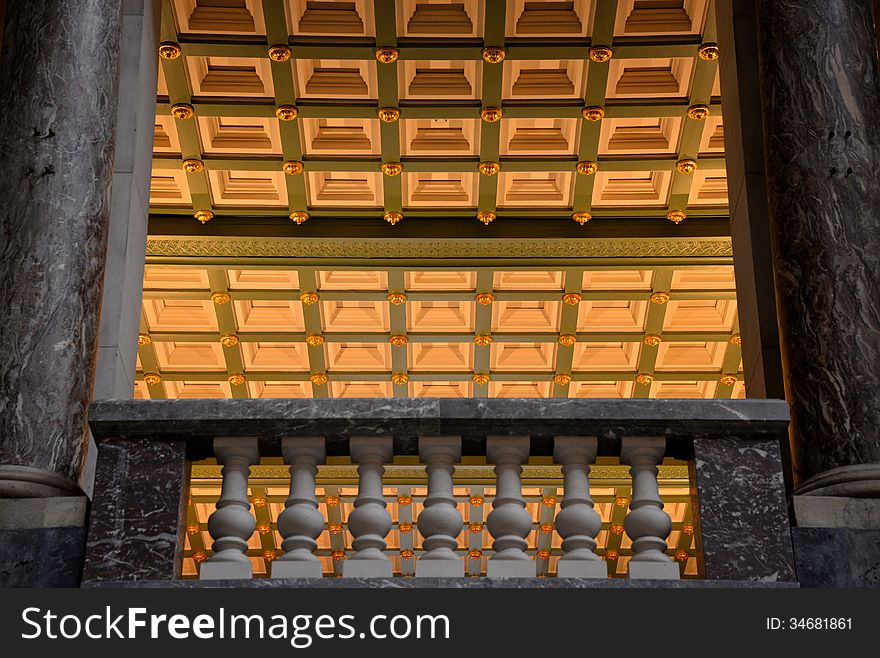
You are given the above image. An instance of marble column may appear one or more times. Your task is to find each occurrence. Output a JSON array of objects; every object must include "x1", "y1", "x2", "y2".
[
  {"x1": 0, "y1": 0, "x2": 123, "y2": 495},
  {"x1": 755, "y1": 0, "x2": 880, "y2": 493}
]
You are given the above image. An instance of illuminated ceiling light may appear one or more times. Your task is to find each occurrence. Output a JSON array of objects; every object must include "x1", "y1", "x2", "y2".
[
  {"x1": 267, "y1": 44, "x2": 292, "y2": 62},
  {"x1": 158, "y1": 41, "x2": 181, "y2": 60},
  {"x1": 220, "y1": 334, "x2": 239, "y2": 347},
  {"x1": 589, "y1": 46, "x2": 613, "y2": 62},
  {"x1": 306, "y1": 334, "x2": 325, "y2": 347},
  {"x1": 698, "y1": 42, "x2": 720, "y2": 61},
  {"x1": 375, "y1": 46, "x2": 399, "y2": 64},
  {"x1": 572, "y1": 211, "x2": 591, "y2": 224},
  {"x1": 480, "y1": 106, "x2": 503, "y2": 122},
  {"x1": 676, "y1": 158, "x2": 698, "y2": 174},
  {"x1": 582, "y1": 106, "x2": 605, "y2": 121},
  {"x1": 227, "y1": 373, "x2": 246, "y2": 386},
  {"x1": 194, "y1": 210, "x2": 214, "y2": 224},
  {"x1": 720, "y1": 373, "x2": 738, "y2": 386},
  {"x1": 299, "y1": 292, "x2": 319, "y2": 305},
  {"x1": 473, "y1": 372, "x2": 490, "y2": 385},
  {"x1": 730, "y1": 333, "x2": 742, "y2": 345},
  {"x1": 576, "y1": 160, "x2": 598, "y2": 175},
  {"x1": 210, "y1": 291, "x2": 231, "y2": 304},
  {"x1": 388, "y1": 292, "x2": 407, "y2": 305},
  {"x1": 389, "y1": 334, "x2": 408, "y2": 347},
  {"x1": 469, "y1": 496, "x2": 484, "y2": 507},
  {"x1": 383, "y1": 211, "x2": 403, "y2": 225},
  {"x1": 170, "y1": 103, "x2": 194, "y2": 120},
  {"x1": 275, "y1": 105, "x2": 298, "y2": 121},
  {"x1": 137, "y1": 333, "x2": 152, "y2": 347},
  {"x1": 381, "y1": 161, "x2": 403, "y2": 176},
  {"x1": 687, "y1": 104, "x2": 710, "y2": 120},
  {"x1": 643, "y1": 334, "x2": 661, "y2": 347},
  {"x1": 182, "y1": 158, "x2": 204, "y2": 174},
  {"x1": 558, "y1": 334, "x2": 576, "y2": 347},
  {"x1": 474, "y1": 334, "x2": 492, "y2": 346},
  {"x1": 144, "y1": 373, "x2": 161, "y2": 386},
  {"x1": 482, "y1": 46, "x2": 506, "y2": 64},
  {"x1": 282, "y1": 160, "x2": 304, "y2": 175},
  {"x1": 475, "y1": 292, "x2": 495, "y2": 305},
  {"x1": 666, "y1": 210, "x2": 687, "y2": 224},
  {"x1": 310, "y1": 372, "x2": 329, "y2": 386},
  {"x1": 553, "y1": 373, "x2": 572, "y2": 386},
  {"x1": 563, "y1": 292, "x2": 582, "y2": 305},
  {"x1": 290, "y1": 210, "x2": 310, "y2": 224},
  {"x1": 478, "y1": 161, "x2": 500, "y2": 176},
  {"x1": 392, "y1": 372, "x2": 410, "y2": 385},
  {"x1": 476, "y1": 210, "x2": 496, "y2": 225},
  {"x1": 377, "y1": 107, "x2": 401, "y2": 122},
  {"x1": 635, "y1": 372, "x2": 654, "y2": 385},
  {"x1": 650, "y1": 291, "x2": 670, "y2": 304}
]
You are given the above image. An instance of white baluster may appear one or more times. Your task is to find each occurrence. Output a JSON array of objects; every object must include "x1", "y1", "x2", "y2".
[
  {"x1": 200, "y1": 437, "x2": 259, "y2": 580},
  {"x1": 272, "y1": 436, "x2": 326, "y2": 579},
  {"x1": 343, "y1": 436, "x2": 393, "y2": 577},
  {"x1": 621, "y1": 437, "x2": 679, "y2": 580},
  {"x1": 554, "y1": 436, "x2": 606, "y2": 578},
  {"x1": 486, "y1": 436, "x2": 536, "y2": 578},
  {"x1": 416, "y1": 436, "x2": 463, "y2": 577}
]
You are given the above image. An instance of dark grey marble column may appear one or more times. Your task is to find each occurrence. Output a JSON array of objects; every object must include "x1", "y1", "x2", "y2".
[
  {"x1": 691, "y1": 437, "x2": 797, "y2": 582},
  {"x1": 0, "y1": 0, "x2": 123, "y2": 495},
  {"x1": 755, "y1": 0, "x2": 880, "y2": 492},
  {"x1": 83, "y1": 438, "x2": 190, "y2": 582}
]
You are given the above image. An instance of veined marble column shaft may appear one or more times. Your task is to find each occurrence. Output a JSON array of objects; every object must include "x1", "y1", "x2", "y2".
[
  {"x1": 755, "y1": 0, "x2": 880, "y2": 493},
  {"x1": 0, "y1": 0, "x2": 123, "y2": 495}
]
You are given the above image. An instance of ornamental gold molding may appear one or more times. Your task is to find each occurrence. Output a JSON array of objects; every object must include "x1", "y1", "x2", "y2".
[{"x1": 146, "y1": 237, "x2": 733, "y2": 260}]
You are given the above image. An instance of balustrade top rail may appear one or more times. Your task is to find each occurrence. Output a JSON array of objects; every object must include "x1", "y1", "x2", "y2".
[{"x1": 88, "y1": 398, "x2": 790, "y2": 460}]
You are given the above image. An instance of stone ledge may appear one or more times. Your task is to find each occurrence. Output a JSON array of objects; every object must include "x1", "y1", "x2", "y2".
[
  {"x1": 83, "y1": 577, "x2": 799, "y2": 589},
  {"x1": 794, "y1": 495, "x2": 880, "y2": 529},
  {"x1": 0, "y1": 497, "x2": 87, "y2": 530}
]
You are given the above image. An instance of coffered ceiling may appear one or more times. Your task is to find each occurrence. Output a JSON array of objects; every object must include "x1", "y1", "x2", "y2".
[{"x1": 151, "y1": 0, "x2": 725, "y2": 223}]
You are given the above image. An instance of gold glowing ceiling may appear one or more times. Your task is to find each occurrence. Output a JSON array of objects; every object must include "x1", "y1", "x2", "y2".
[
  {"x1": 151, "y1": 0, "x2": 725, "y2": 222},
  {"x1": 140, "y1": 0, "x2": 738, "y2": 401}
]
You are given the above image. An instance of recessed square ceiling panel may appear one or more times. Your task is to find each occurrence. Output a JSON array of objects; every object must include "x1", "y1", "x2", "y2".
[
  {"x1": 330, "y1": 381, "x2": 392, "y2": 398},
  {"x1": 662, "y1": 299, "x2": 737, "y2": 332},
  {"x1": 401, "y1": 119, "x2": 481, "y2": 157},
  {"x1": 154, "y1": 342, "x2": 226, "y2": 371},
  {"x1": 505, "y1": 0, "x2": 593, "y2": 37},
  {"x1": 317, "y1": 270, "x2": 388, "y2": 290},
  {"x1": 413, "y1": 381, "x2": 473, "y2": 398},
  {"x1": 407, "y1": 302, "x2": 475, "y2": 332},
  {"x1": 497, "y1": 172, "x2": 574, "y2": 208},
  {"x1": 577, "y1": 301, "x2": 648, "y2": 332},
  {"x1": 153, "y1": 117, "x2": 181, "y2": 154},
  {"x1": 571, "y1": 342, "x2": 640, "y2": 372},
  {"x1": 227, "y1": 270, "x2": 300, "y2": 290},
  {"x1": 321, "y1": 301, "x2": 390, "y2": 332},
  {"x1": 144, "y1": 266, "x2": 211, "y2": 290},
  {"x1": 670, "y1": 266, "x2": 735, "y2": 290},
  {"x1": 144, "y1": 300, "x2": 219, "y2": 332},
  {"x1": 501, "y1": 119, "x2": 579, "y2": 157},
  {"x1": 504, "y1": 60, "x2": 587, "y2": 100},
  {"x1": 699, "y1": 116, "x2": 725, "y2": 155},
  {"x1": 233, "y1": 300, "x2": 305, "y2": 332},
  {"x1": 409, "y1": 343, "x2": 474, "y2": 371},
  {"x1": 650, "y1": 380, "x2": 717, "y2": 399},
  {"x1": 208, "y1": 170, "x2": 288, "y2": 208},
  {"x1": 599, "y1": 117, "x2": 683, "y2": 156},
  {"x1": 606, "y1": 58, "x2": 694, "y2": 99},
  {"x1": 241, "y1": 343, "x2": 310, "y2": 372},
  {"x1": 306, "y1": 172, "x2": 384, "y2": 208},
  {"x1": 582, "y1": 270, "x2": 654, "y2": 290},
  {"x1": 326, "y1": 342, "x2": 391, "y2": 371},
  {"x1": 489, "y1": 381, "x2": 552, "y2": 398},
  {"x1": 492, "y1": 301, "x2": 561, "y2": 332},
  {"x1": 570, "y1": 381, "x2": 635, "y2": 398},
  {"x1": 248, "y1": 381, "x2": 313, "y2": 399},
  {"x1": 198, "y1": 117, "x2": 282, "y2": 156},
  {"x1": 687, "y1": 170, "x2": 729, "y2": 207},
  {"x1": 165, "y1": 381, "x2": 232, "y2": 399},
  {"x1": 149, "y1": 170, "x2": 191, "y2": 207},
  {"x1": 294, "y1": 60, "x2": 376, "y2": 100},
  {"x1": 397, "y1": 0, "x2": 484, "y2": 37},
  {"x1": 403, "y1": 173, "x2": 478, "y2": 208},
  {"x1": 493, "y1": 271, "x2": 565, "y2": 290},
  {"x1": 186, "y1": 57, "x2": 274, "y2": 98},
  {"x1": 172, "y1": 0, "x2": 266, "y2": 35},
  {"x1": 286, "y1": 0, "x2": 375, "y2": 36},
  {"x1": 613, "y1": 0, "x2": 708, "y2": 36},
  {"x1": 491, "y1": 343, "x2": 557, "y2": 371},
  {"x1": 655, "y1": 341, "x2": 726, "y2": 372},
  {"x1": 592, "y1": 171, "x2": 672, "y2": 207},
  {"x1": 405, "y1": 271, "x2": 477, "y2": 290},
  {"x1": 400, "y1": 60, "x2": 481, "y2": 101}
]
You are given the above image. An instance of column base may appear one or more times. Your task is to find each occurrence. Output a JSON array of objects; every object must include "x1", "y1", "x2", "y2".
[
  {"x1": 628, "y1": 560, "x2": 680, "y2": 580},
  {"x1": 415, "y1": 559, "x2": 464, "y2": 577},
  {"x1": 796, "y1": 464, "x2": 880, "y2": 498},
  {"x1": 0, "y1": 465, "x2": 83, "y2": 498},
  {"x1": 556, "y1": 559, "x2": 608, "y2": 579},
  {"x1": 199, "y1": 560, "x2": 253, "y2": 580},
  {"x1": 487, "y1": 559, "x2": 536, "y2": 578},
  {"x1": 342, "y1": 559, "x2": 393, "y2": 578},
  {"x1": 271, "y1": 560, "x2": 323, "y2": 579}
]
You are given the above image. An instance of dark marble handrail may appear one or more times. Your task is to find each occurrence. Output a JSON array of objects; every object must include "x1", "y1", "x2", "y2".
[{"x1": 87, "y1": 398, "x2": 790, "y2": 459}]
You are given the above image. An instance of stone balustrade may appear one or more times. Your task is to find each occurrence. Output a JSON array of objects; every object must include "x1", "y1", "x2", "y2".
[{"x1": 80, "y1": 398, "x2": 797, "y2": 585}]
